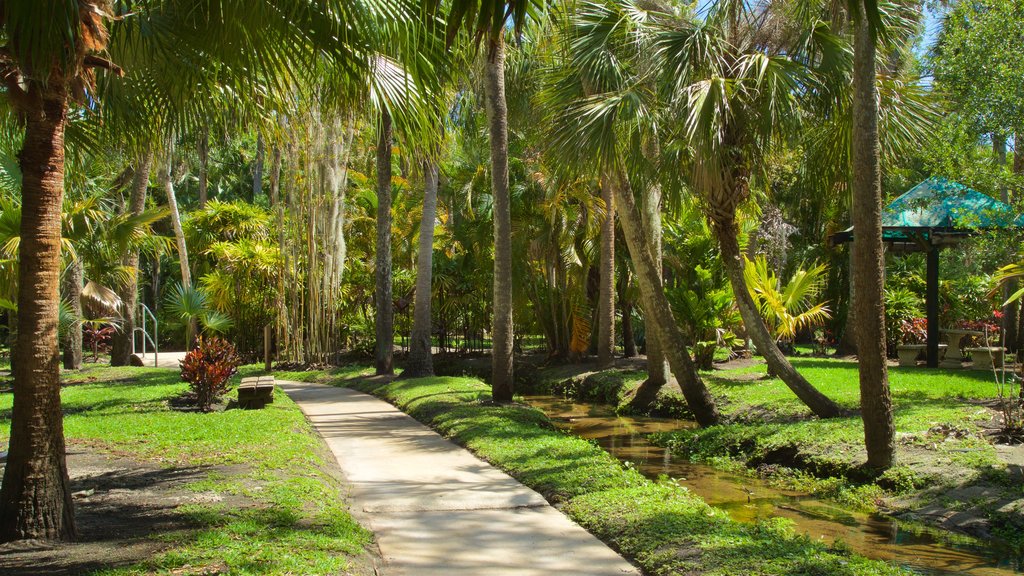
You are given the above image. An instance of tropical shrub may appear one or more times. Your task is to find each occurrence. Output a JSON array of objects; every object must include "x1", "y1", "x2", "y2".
[
  {"x1": 898, "y1": 318, "x2": 927, "y2": 345},
  {"x1": 179, "y1": 336, "x2": 242, "y2": 411},
  {"x1": 744, "y1": 256, "x2": 831, "y2": 348},
  {"x1": 667, "y1": 265, "x2": 741, "y2": 369},
  {"x1": 82, "y1": 323, "x2": 115, "y2": 362},
  {"x1": 165, "y1": 283, "x2": 233, "y2": 350},
  {"x1": 884, "y1": 287, "x2": 923, "y2": 355}
]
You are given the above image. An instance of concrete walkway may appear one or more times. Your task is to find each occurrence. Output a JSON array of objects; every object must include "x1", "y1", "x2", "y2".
[
  {"x1": 131, "y1": 351, "x2": 188, "y2": 369},
  {"x1": 279, "y1": 380, "x2": 640, "y2": 576}
]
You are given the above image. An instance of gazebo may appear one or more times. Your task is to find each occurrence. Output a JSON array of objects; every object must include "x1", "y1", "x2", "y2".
[{"x1": 832, "y1": 177, "x2": 1023, "y2": 367}]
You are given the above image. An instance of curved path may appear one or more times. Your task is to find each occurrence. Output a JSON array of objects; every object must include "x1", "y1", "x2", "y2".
[{"x1": 279, "y1": 380, "x2": 640, "y2": 576}]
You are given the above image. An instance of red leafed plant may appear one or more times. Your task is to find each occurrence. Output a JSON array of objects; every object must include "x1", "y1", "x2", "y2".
[
  {"x1": 899, "y1": 318, "x2": 928, "y2": 345},
  {"x1": 180, "y1": 336, "x2": 242, "y2": 411}
]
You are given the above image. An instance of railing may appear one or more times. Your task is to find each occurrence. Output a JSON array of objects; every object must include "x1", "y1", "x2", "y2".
[{"x1": 132, "y1": 303, "x2": 158, "y2": 367}]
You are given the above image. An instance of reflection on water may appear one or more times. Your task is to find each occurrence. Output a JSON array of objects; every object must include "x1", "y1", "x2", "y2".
[{"x1": 524, "y1": 395, "x2": 1023, "y2": 576}]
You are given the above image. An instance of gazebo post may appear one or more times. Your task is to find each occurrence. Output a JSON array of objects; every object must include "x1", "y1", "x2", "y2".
[{"x1": 926, "y1": 243, "x2": 940, "y2": 367}]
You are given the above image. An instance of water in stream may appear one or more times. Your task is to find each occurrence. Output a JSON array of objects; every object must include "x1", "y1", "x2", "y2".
[{"x1": 524, "y1": 395, "x2": 1022, "y2": 576}]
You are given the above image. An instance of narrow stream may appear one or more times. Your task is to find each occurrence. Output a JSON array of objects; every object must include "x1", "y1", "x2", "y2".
[{"x1": 524, "y1": 394, "x2": 1022, "y2": 576}]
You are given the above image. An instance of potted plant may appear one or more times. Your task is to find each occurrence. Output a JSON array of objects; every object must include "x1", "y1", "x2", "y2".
[
  {"x1": 896, "y1": 318, "x2": 928, "y2": 367},
  {"x1": 960, "y1": 317, "x2": 1004, "y2": 369}
]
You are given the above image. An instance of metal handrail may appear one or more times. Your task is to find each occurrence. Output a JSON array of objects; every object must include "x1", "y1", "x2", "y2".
[{"x1": 131, "y1": 303, "x2": 158, "y2": 367}]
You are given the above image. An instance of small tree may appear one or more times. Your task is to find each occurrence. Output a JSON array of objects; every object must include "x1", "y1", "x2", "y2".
[
  {"x1": 179, "y1": 336, "x2": 242, "y2": 412},
  {"x1": 744, "y1": 256, "x2": 832, "y2": 352}
]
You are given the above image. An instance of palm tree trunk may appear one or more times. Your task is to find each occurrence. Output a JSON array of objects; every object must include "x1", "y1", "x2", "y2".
[
  {"x1": 162, "y1": 147, "x2": 196, "y2": 348},
  {"x1": 375, "y1": 109, "x2": 394, "y2": 375},
  {"x1": 610, "y1": 172, "x2": 719, "y2": 426},
  {"x1": 484, "y1": 36, "x2": 514, "y2": 403},
  {"x1": 405, "y1": 161, "x2": 440, "y2": 378},
  {"x1": 597, "y1": 176, "x2": 615, "y2": 368},
  {"x1": 198, "y1": 125, "x2": 209, "y2": 209},
  {"x1": 253, "y1": 132, "x2": 265, "y2": 202},
  {"x1": 712, "y1": 211, "x2": 842, "y2": 418},
  {"x1": 619, "y1": 268, "x2": 637, "y2": 358},
  {"x1": 631, "y1": 179, "x2": 670, "y2": 407},
  {"x1": 61, "y1": 258, "x2": 83, "y2": 370},
  {"x1": 852, "y1": 4, "x2": 895, "y2": 469},
  {"x1": 110, "y1": 149, "x2": 153, "y2": 365},
  {"x1": 0, "y1": 91, "x2": 76, "y2": 542}
]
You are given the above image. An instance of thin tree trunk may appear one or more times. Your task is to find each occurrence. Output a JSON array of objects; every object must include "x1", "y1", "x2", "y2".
[
  {"x1": 484, "y1": 36, "x2": 514, "y2": 403},
  {"x1": 619, "y1": 268, "x2": 637, "y2": 358},
  {"x1": 837, "y1": 250, "x2": 858, "y2": 355},
  {"x1": 110, "y1": 149, "x2": 153, "y2": 365},
  {"x1": 253, "y1": 132, "x2": 265, "y2": 202},
  {"x1": 1015, "y1": 131, "x2": 1024, "y2": 176},
  {"x1": 0, "y1": 91, "x2": 76, "y2": 542},
  {"x1": 852, "y1": 5, "x2": 895, "y2": 469},
  {"x1": 61, "y1": 258, "x2": 83, "y2": 370},
  {"x1": 405, "y1": 161, "x2": 440, "y2": 378},
  {"x1": 163, "y1": 144, "x2": 195, "y2": 348},
  {"x1": 597, "y1": 176, "x2": 615, "y2": 368},
  {"x1": 269, "y1": 144, "x2": 281, "y2": 208},
  {"x1": 198, "y1": 125, "x2": 209, "y2": 209},
  {"x1": 1014, "y1": 132, "x2": 1024, "y2": 353},
  {"x1": 610, "y1": 171, "x2": 719, "y2": 426},
  {"x1": 992, "y1": 135, "x2": 1019, "y2": 348},
  {"x1": 375, "y1": 109, "x2": 394, "y2": 375},
  {"x1": 712, "y1": 212, "x2": 842, "y2": 418}
]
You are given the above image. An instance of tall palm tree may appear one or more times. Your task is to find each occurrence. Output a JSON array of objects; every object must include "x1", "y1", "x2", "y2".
[
  {"x1": 851, "y1": 0, "x2": 895, "y2": 469},
  {"x1": 596, "y1": 176, "x2": 615, "y2": 368},
  {"x1": 405, "y1": 159, "x2": 441, "y2": 377},
  {"x1": 540, "y1": 0, "x2": 720, "y2": 424},
  {"x1": 375, "y1": 108, "x2": 395, "y2": 375},
  {"x1": 650, "y1": 0, "x2": 847, "y2": 418},
  {"x1": 0, "y1": 0, "x2": 395, "y2": 542},
  {"x1": 444, "y1": 0, "x2": 544, "y2": 403},
  {"x1": 0, "y1": 0, "x2": 118, "y2": 540}
]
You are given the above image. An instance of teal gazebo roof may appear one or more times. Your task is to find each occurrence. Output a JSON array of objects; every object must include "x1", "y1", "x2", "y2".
[{"x1": 882, "y1": 177, "x2": 1022, "y2": 231}]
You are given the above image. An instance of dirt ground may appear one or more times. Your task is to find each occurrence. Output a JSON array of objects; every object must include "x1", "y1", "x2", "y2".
[
  {"x1": 0, "y1": 441, "x2": 379, "y2": 576},
  {"x1": 0, "y1": 446, "x2": 247, "y2": 575}
]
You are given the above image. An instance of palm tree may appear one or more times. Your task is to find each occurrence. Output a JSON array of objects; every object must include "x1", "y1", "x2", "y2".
[
  {"x1": 745, "y1": 257, "x2": 832, "y2": 348},
  {"x1": 405, "y1": 160, "x2": 441, "y2": 377},
  {"x1": 540, "y1": 0, "x2": 719, "y2": 424},
  {"x1": 596, "y1": 177, "x2": 615, "y2": 368},
  {"x1": 0, "y1": 1, "x2": 117, "y2": 539},
  {"x1": 649, "y1": 0, "x2": 846, "y2": 418},
  {"x1": 851, "y1": 0, "x2": 895, "y2": 469},
  {"x1": 0, "y1": 0, "x2": 395, "y2": 542},
  {"x1": 444, "y1": 0, "x2": 544, "y2": 403},
  {"x1": 110, "y1": 150, "x2": 153, "y2": 366},
  {"x1": 375, "y1": 108, "x2": 396, "y2": 375}
]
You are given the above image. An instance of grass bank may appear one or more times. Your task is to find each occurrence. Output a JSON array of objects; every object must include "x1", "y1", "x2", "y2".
[
  {"x1": 348, "y1": 374, "x2": 911, "y2": 575},
  {"x1": 0, "y1": 365, "x2": 373, "y2": 575}
]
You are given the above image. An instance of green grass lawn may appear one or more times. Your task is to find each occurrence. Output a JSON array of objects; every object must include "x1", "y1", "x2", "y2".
[
  {"x1": 348, "y1": 374, "x2": 911, "y2": 576},
  {"x1": 0, "y1": 365, "x2": 372, "y2": 575},
  {"x1": 661, "y1": 358, "x2": 1004, "y2": 486}
]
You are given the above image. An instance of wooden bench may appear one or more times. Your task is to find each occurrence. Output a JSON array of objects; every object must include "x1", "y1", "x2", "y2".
[{"x1": 238, "y1": 375, "x2": 275, "y2": 409}]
